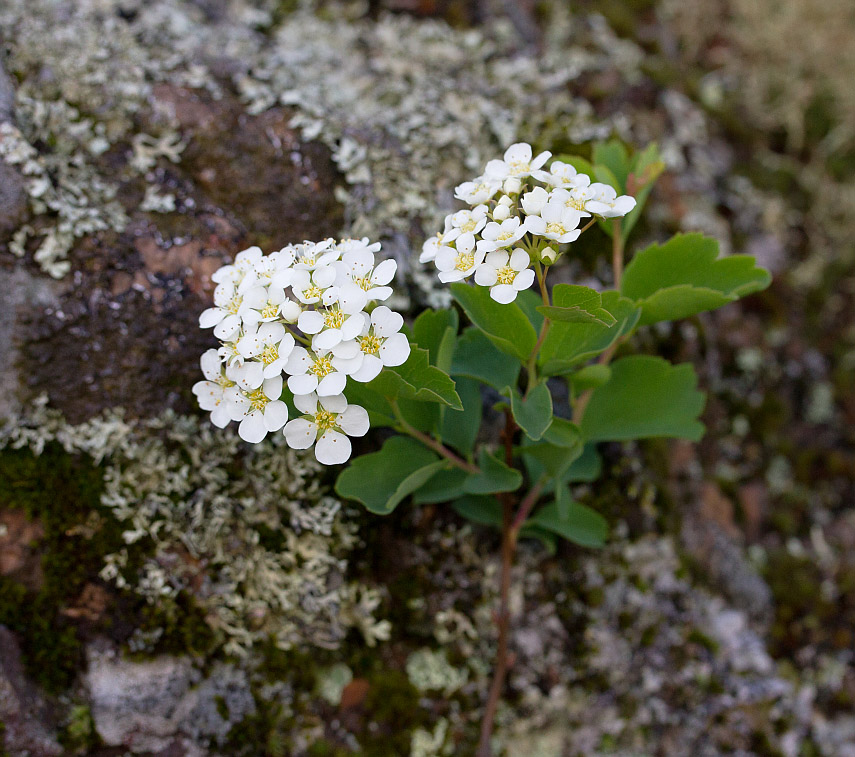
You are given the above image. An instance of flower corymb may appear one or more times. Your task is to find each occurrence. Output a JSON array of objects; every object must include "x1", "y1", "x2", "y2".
[
  {"x1": 195, "y1": 239, "x2": 409, "y2": 455},
  {"x1": 421, "y1": 142, "x2": 637, "y2": 303}
]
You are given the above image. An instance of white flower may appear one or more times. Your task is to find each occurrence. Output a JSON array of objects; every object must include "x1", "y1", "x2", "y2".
[
  {"x1": 292, "y1": 239, "x2": 339, "y2": 271},
  {"x1": 227, "y1": 375, "x2": 289, "y2": 444},
  {"x1": 192, "y1": 349, "x2": 237, "y2": 428},
  {"x1": 484, "y1": 142, "x2": 550, "y2": 181},
  {"x1": 236, "y1": 322, "x2": 296, "y2": 378},
  {"x1": 435, "y1": 233, "x2": 485, "y2": 283},
  {"x1": 285, "y1": 346, "x2": 347, "y2": 397},
  {"x1": 298, "y1": 307, "x2": 365, "y2": 351},
  {"x1": 477, "y1": 217, "x2": 527, "y2": 252},
  {"x1": 211, "y1": 246, "x2": 263, "y2": 288},
  {"x1": 336, "y1": 237, "x2": 382, "y2": 256},
  {"x1": 350, "y1": 306, "x2": 411, "y2": 383},
  {"x1": 291, "y1": 266, "x2": 336, "y2": 305},
  {"x1": 520, "y1": 186, "x2": 550, "y2": 216},
  {"x1": 585, "y1": 183, "x2": 637, "y2": 218},
  {"x1": 474, "y1": 248, "x2": 535, "y2": 304},
  {"x1": 532, "y1": 160, "x2": 587, "y2": 188},
  {"x1": 199, "y1": 282, "x2": 256, "y2": 341},
  {"x1": 420, "y1": 216, "x2": 461, "y2": 264},
  {"x1": 450, "y1": 205, "x2": 488, "y2": 235},
  {"x1": 283, "y1": 393, "x2": 369, "y2": 465},
  {"x1": 334, "y1": 250, "x2": 397, "y2": 302},
  {"x1": 454, "y1": 176, "x2": 501, "y2": 205},
  {"x1": 549, "y1": 186, "x2": 595, "y2": 217},
  {"x1": 524, "y1": 201, "x2": 584, "y2": 243},
  {"x1": 240, "y1": 285, "x2": 292, "y2": 327}
]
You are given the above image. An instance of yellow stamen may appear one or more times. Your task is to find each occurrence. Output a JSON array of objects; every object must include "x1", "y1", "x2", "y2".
[
  {"x1": 226, "y1": 296, "x2": 243, "y2": 315},
  {"x1": 546, "y1": 223, "x2": 565, "y2": 236},
  {"x1": 260, "y1": 344, "x2": 279, "y2": 365},
  {"x1": 496, "y1": 266, "x2": 516, "y2": 285},
  {"x1": 310, "y1": 355, "x2": 334, "y2": 378},
  {"x1": 246, "y1": 388, "x2": 268, "y2": 412},
  {"x1": 359, "y1": 334, "x2": 382, "y2": 355},
  {"x1": 324, "y1": 309, "x2": 345, "y2": 329},
  {"x1": 303, "y1": 285, "x2": 322, "y2": 300},
  {"x1": 454, "y1": 252, "x2": 475, "y2": 271},
  {"x1": 260, "y1": 301, "x2": 279, "y2": 319},
  {"x1": 314, "y1": 409, "x2": 337, "y2": 431}
]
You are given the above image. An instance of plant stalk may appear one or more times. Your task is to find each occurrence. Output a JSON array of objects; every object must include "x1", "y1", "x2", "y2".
[{"x1": 390, "y1": 400, "x2": 479, "y2": 473}]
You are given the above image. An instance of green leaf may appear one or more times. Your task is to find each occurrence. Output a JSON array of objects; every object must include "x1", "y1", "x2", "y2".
[
  {"x1": 450, "y1": 327, "x2": 521, "y2": 391},
  {"x1": 530, "y1": 492, "x2": 608, "y2": 548},
  {"x1": 564, "y1": 444, "x2": 602, "y2": 483},
  {"x1": 621, "y1": 233, "x2": 771, "y2": 326},
  {"x1": 343, "y1": 381, "x2": 396, "y2": 427},
  {"x1": 463, "y1": 449, "x2": 522, "y2": 495},
  {"x1": 520, "y1": 418, "x2": 584, "y2": 480},
  {"x1": 580, "y1": 356, "x2": 706, "y2": 442},
  {"x1": 439, "y1": 377, "x2": 482, "y2": 455},
  {"x1": 537, "y1": 284, "x2": 617, "y2": 327},
  {"x1": 539, "y1": 291, "x2": 640, "y2": 376},
  {"x1": 593, "y1": 140, "x2": 631, "y2": 189},
  {"x1": 515, "y1": 289, "x2": 545, "y2": 332},
  {"x1": 569, "y1": 364, "x2": 612, "y2": 392},
  {"x1": 451, "y1": 282, "x2": 537, "y2": 362},
  {"x1": 413, "y1": 467, "x2": 468, "y2": 505},
  {"x1": 622, "y1": 143, "x2": 664, "y2": 238},
  {"x1": 368, "y1": 346, "x2": 462, "y2": 410},
  {"x1": 451, "y1": 496, "x2": 558, "y2": 552},
  {"x1": 335, "y1": 437, "x2": 445, "y2": 514},
  {"x1": 452, "y1": 495, "x2": 502, "y2": 526},
  {"x1": 412, "y1": 309, "x2": 458, "y2": 372},
  {"x1": 504, "y1": 382, "x2": 553, "y2": 441}
]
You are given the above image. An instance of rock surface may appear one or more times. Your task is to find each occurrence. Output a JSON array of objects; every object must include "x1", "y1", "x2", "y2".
[{"x1": 0, "y1": 626, "x2": 62, "y2": 756}]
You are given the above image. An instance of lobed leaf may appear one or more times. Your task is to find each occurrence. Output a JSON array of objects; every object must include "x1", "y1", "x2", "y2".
[
  {"x1": 463, "y1": 449, "x2": 523, "y2": 495},
  {"x1": 504, "y1": 382, "x2": 553, "y2": 441},
  {"x1": 580, "y1": 355, "x2": 706, "y2": 442},
  {"x1": 335, "y1": 436, "x2": 445, "y2": 515},
  {"x1": 451, "y1": 282, "x2": 537, "y2": 362},
  {"x1": 451, "y1": 327, "x2": 521, "y2": 391},
  {"x1": 530, "y1": 489, "x2": 608, "y2": 548},
  {"x1": 368, "y1": 346, "x2": 462, "y2": 410},
  {"x1": 537, "y1": 284, "x2": 617, "y2": 327},
  {"x1": 621, "y1": 233, "x2": 771, "y2": 325}
]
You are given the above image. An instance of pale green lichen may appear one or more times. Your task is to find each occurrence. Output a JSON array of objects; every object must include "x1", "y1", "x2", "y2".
[
  {"x1": 405, "y1": 648, "x2": 468, "y2": 696},
  {"x1": 0, "y1": 397, "x2": 390, "y2": 656}
]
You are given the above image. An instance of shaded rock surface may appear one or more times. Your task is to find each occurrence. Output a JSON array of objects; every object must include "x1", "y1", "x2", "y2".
[{"x1": 0, "y1": 626, "x2": 62, "y2": 756}]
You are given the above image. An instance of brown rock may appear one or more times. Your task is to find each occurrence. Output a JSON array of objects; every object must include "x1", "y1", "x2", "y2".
[
  {"x1": 700, "y1": 482, "x2": 739, "y2": 538},
  {"x1": 0, "y1": 510, "x2": 44, "y2": 591},
  {"x1": 737, "y1": 481, "x2": 768, "y2": 540},
  {"x1": 339, "y1": 678, "x2": 370, "y2": 709}
]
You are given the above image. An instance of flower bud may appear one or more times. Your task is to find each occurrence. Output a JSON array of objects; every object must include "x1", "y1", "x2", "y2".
[
  {"x1": 493, "y1": 204, "x2": 511, "y2": 221},
  {"x1": 540, "y1": 246, "x2": 558, "y2": 265},
  {"x1": 503, "y1": 177, "x2": 522, "y2": 194},
  {"x1": 498, "y1": 195, "x2": 513, "y2": 207},
  {"x1": 280, "y1": 300, "x2": 302, "y2": 323}
]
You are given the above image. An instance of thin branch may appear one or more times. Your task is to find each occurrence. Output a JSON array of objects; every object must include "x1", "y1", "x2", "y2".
[
  {"x1": 390, "y1": 400, "x2": 479, "y2": 474},
  {"x1": 511, "y1": 475, "x2": 547, "y2": 532}
]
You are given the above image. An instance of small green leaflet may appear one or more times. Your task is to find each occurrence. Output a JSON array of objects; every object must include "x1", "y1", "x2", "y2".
[
  {"x1": 335, "y1": 436, "x2": 445, "y2": 515},
  {"x1": 529, "y1": 489, "x2": 608, "y2": 548},
  {"x1": 537, "y1": 284, "x2": 617, "y2": 327},
  {"x1": 450, "y1": 327, "x2": 520, "y2": 391},
  {"x1": 413, "y1": 468, "x2": 468, "y2": 505},
  {"x1": 580, "y1": 355, "x2": 706, "y2": 442},
  {"x1": 412, "y1": 309, "x2": 458, "y2": 373},
  {"x1": 451, "y1": 282, "x2": 537, "y2": 362},
  {"x1": 463, "y1": 449, "x2": 522, "y2": 495},
  {"x1": 439, "y1": 377, "x2": 482, "y2": 455},
  {"x1": 367, "y1": 346, "x2": 462, "y2": 410},
  {"x1": 621, "y1": 233, "x2": 771, "y2": 325},
  {"x1": 503, "y1": 382, "x2": 553, "y2": 441}
]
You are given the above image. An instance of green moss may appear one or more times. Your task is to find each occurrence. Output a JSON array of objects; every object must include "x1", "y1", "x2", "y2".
[
  {"x1": 58, "y1": 704, "x2": 100, "y2": 755},
  {"x1": 359, "y1": 668, "x2": 428, "y2": 756},
  {"x1": 686, "y1": 628, "x2": 720, "y2": 653},
  {"x1": 0, "y1": 443, "x2": 124, "y2": 692}
]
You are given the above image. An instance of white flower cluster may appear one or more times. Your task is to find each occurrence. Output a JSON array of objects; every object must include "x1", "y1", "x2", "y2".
[
  {"x1": 194, "y1": 240, "x2": 410, "y2": 462},
  {"x1": 421, "y1": 143, "x2": 637, "y2": 303}
]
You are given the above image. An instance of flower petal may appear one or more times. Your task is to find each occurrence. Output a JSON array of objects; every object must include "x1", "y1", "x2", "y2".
[
  {"x1": 371, "y1": 306, "x2": 403, "y2": 337},
  {"x1": 338, "y1": 405, "x2": 369, "y2": 436},
  {"x1": 315, "y1": 430, "x2": 352, "y2": 465},
  {"x1": 264, "y1": 400, "x2": 289, "y2": 431},
  {"x1": 379, "y1": 333, "x2": 410, "y2": 367},
  {"x1": 317, "y1": 372, "x2": 346, "y2": 397},
  {"x1": 238, "y1": 411, "x2": 268, "y2": 443},
  {"x1": 284, "y1": 419, "x2": 318, "y2": 449},
  {"x1": 288, "y1": 373, "x2": 319, "y2": 395}
]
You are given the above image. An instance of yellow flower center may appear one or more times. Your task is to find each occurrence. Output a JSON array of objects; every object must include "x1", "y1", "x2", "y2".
[
  {"x1": 300, "y1": 255, "x2": 316, "y2": 267},
  {"x1": 314, "y1": 409, "x2": 337, "y2": 431},
  {"x1": 216, "y1": 375, "x2": 235, "y2": 389},
  {"x1": 460, "y1": 218, "x2": 477, "y2": 233},
  {"x1": 508, "y1": 161, "x2": 528, "y2": 176},
  {"x1": 359, "y1": 334, "x2": 382, "y2": 355},
  {"x1": 246, "y1": 388, "x2": 269, "y2": 412},
  {"x1": 260, "y1": 301, "x2": 279, "y2": 319},
  {"x1": 310, "y1": 355, "x2": 334, "y2": 378},
  {"x1": 546, "y1": 222, "x2": 566, "y2": 236},
  {"x1": 354, "y1": 275, "x2": 374, "y2": 291},
  {"x1": 227, "y1": 295, "x2": 243, "y2": 315},
  {"x1": 324, "y1": 309, "x2": 345, "y2": 329},
  {"x1": 565, "y1": 197, "x2": 586, "y2": 212},
  {"x1": 454, "y1": 252, "x2": 475, "y2": 271},
  {"x1": 303, "y1": 285, "x2": 322, "y2": 300},
  {"x1": 496, "y1": 266, "x2": 516, "y2": 285},
  {"x1": 497, "y1": 231, "x2": 515, "y2": 242},
  {"x1": 260, "y1": 344, "x2": 279, "y2": 365}
]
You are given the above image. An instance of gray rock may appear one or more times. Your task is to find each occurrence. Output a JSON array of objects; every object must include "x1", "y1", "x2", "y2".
[
  {"x1": 0, "y1": 161, "x2": 29, "y2": 241},
  {"x1": 0, "y1": 626, "x2": 63, "y2": 756},
  {"x1": 85, "y1": 641, "x2": 254, "y2": 753},
  {"x1": 0, "y1": 59, "x2": 15, "y2": 124},
  {"x1": 0, "y1": 266, "x2": 63, "y2": 419}
]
